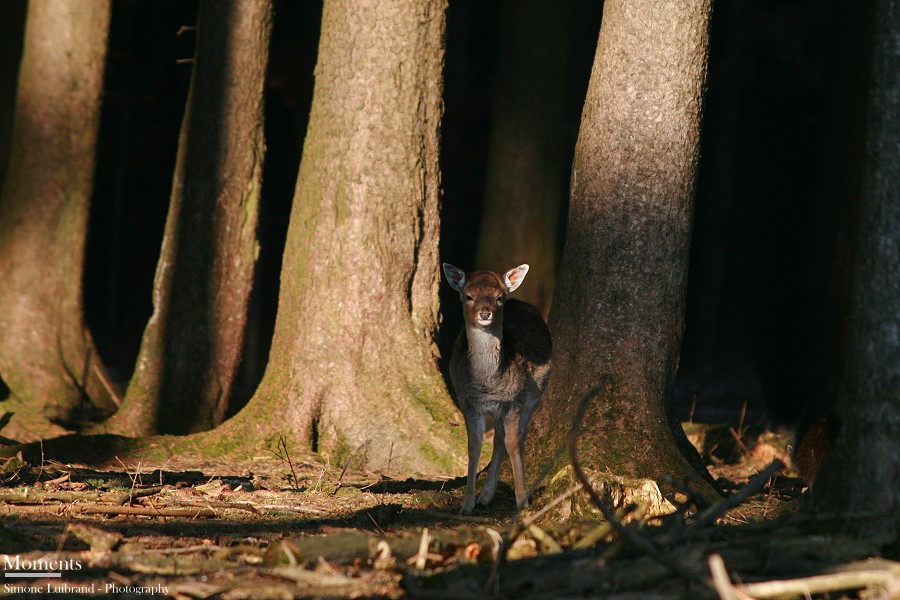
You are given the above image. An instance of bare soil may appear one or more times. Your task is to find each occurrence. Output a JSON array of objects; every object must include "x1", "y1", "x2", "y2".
[{"x1": 0, "y1": 429, "x2": 896, "y2": 599}]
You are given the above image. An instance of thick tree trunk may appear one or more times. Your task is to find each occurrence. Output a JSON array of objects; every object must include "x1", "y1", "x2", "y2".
[
  {"x1": 0, "y1": 0, "x2": 117, "y2": 439},
  {"x1": 0, "y1": 0, "x2": 26, "y2": 188},
  {"x1": 813, "y1": 0, "x2": 899, "y2": 523},
  {"x1": 99, "y1": 0, "x2": 270, "y2": 436},
  {"x1": 533, "y1": 0, "x2": 719, "y2": 500},
  {"x1": 473, "y1": 0, "x2": 570, "y2": 315},
  {"x1": 212, "y1": 0, "x2": 465, "y2": 475}
]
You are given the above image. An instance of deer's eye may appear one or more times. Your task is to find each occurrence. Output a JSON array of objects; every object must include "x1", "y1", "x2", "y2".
[
  {"x1": 496, "y1": 296, "x2": 504, "y2": 304},
  {"x1": 465, "y1": 295, "x2": 474, "y2": 303}
]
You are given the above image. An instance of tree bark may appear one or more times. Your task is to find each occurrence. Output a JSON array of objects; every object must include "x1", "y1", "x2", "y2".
[
  {"x1": 813, "y1": 0, "x2": 899, "y2": 523},
  {"x1": 97, "y1": 0, "x2": 270, "y2": 436},
  {"x1": 532, "y1": 0, "x2": 719, "y2": 499},
  {"x1": 473, "y1": 0, "x2": 570, "y2": 315},
  {"x1": 0, "y1": 0, "x2": 116, "y2": 439},
  {"x1": 210, "y1": 0, "x2": 465, "y2": 475},
  {"x1": 0, "y1": 0, "x2": 26, "y2": 189}
]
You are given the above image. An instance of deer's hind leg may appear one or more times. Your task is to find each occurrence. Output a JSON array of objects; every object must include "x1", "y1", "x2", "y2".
[{"x1": 503, "y1": 408, "x2": 529, "y2": 510}]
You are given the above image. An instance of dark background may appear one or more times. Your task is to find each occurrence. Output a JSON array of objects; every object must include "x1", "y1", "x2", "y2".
[{"x1": 0, "y1": 1, "x2": 873, "y2": 430}]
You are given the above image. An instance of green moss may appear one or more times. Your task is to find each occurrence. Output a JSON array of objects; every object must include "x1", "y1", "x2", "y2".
[
  {"x1": 419, "y1": 441, "x2": 458, "y2": 474},
  {"x1": 0, "y1": 454, "x2": 24, "y2": 474},
  {"x1": 326, "y1": 430, "x2": 357, "y2": 468},
  {"x1": 261, "y1": 509, "x2": 297, "y2": 518},
  {"x1": 531, "y1": 466, "x2": 579, "y2": 521},
  {"x1": 334, "y1": 485, "x2": 361, "y2": 498},
  {"x1": 188, "y1": 433, "x2": 251, "y2": 458},
  {"x1": 243, "y1": 175, "x2": 261, "y2": 229},
  {"x1": 408, "y1": 383, "x2": 440, "y2": 420},
  {"x1": 408, "y1": 376, "x2": 468, "y2": 461},
  {"x1": 596, "y1": 444, "x2": 633, "y2": 471}
]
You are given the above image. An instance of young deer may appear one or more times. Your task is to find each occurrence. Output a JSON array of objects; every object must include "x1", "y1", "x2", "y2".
[{"x1": 443, "y1": 263, "x2": 552, "y2": 514}]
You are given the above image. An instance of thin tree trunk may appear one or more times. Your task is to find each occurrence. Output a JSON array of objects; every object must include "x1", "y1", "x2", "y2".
[
  {"x1": 474, "y1": 0, "x2": 570, "y2": 315},
  {"x1": 813, "y1": 0, "x2": 899, "y2": 523},
  {"x1": 0, "y1": 0, "x2": 116, "y2": 439},
  {"x1": 533, "y1": 0, "x2": 719, "y2": 500},
  {"x1": 210, "y1": 0, "x2": 465, "y2": 475},
  {"x1": 100, "y1": 0, "x2": 270, "y2": 436}
]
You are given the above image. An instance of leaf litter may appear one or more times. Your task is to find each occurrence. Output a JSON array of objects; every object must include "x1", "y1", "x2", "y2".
[{"x1": 0, "y1": 424, "x2": 896, "y2": 599}]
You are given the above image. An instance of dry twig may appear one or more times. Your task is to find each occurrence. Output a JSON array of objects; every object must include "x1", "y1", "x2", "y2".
[
  {"x1": 685, "y1": 459, "x2": 784, "y2": 535},
  {"x1": 708, "y1": 553, "x2": 754, "y2": 600}
]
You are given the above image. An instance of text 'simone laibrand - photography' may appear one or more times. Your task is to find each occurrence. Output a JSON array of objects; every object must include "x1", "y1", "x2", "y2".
[{"x1": 3, "y1": 555, "x2": 169, "y2": 595}]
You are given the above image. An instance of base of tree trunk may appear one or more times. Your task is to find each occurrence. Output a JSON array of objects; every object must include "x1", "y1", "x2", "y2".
[
  {"x1": 0, "y1": 399, "x2": 73, "y2": 443},
  {"x1": 7, "y1": 404, "x2": 464, "y2": 480},
  {"x1": 0, "y1": 430, "x2": 301, "y2": 470},
  {"x1": 536, "y1": 466, "x2": 686, "y2": 523},
  {"x1": 534, "y1": 400, "x2": 722, "y2": 510}
]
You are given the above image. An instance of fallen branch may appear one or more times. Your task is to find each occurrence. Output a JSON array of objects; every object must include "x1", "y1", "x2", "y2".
[
  {"x1": 709, "y1": 553, "x2": 900, "y2": 600},
  {"x1": 78, "y1": 504, "x2": 218, "y2": 518},
  {"x1": 572, "y1": 505, "x2": 631, "y2": 550},
  {"x1": 67, "y1": 523, "x2": 123, "y2": 552},
  {"x1": 527, "y1": 524, "x2": 562, "y2": 554},
  {"x1": 738, "y1": 559, "x2": 900, "y2": 599},
  {"x1": 154, "y1": 499, "x2": 260, "y2": 513},
  {"x1": 268, "y1": 528, "x2": 499, "y2": 571},
  {"x1": 708, "y1": 553, "x2": 753, "y2": 600},
  {"x1": 414, "y1": 528, "x2": 431, "y2": 570},
  {"x1": 0, "y1": 486, "x2": 162, "y2": 506},
  {"x1": 1, "y1": 503, "x2": 217, "y2": 518},
  {"x1": 484, "y1": 482, "x2": 584, "y2": 592}
]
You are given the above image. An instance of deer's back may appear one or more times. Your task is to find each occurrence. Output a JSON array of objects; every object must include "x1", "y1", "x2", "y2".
[{"x1": 502, "y1": 299, "x2": 552, "y2": 373}]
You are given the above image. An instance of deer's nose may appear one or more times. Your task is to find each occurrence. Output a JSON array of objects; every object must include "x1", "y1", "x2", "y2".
[{"x1": 478, "y1": 310, "x2": 492, "y2": 321}]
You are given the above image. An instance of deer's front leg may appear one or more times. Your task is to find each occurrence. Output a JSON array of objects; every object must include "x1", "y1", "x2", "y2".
[{"x1": 460, "y1": 410, "x2": 485, "y2": 515}]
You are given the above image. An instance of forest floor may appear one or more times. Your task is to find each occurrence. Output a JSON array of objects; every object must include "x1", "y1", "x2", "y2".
[{"x1": 0, "y1": 426, "x2": 897, "y2": 599}]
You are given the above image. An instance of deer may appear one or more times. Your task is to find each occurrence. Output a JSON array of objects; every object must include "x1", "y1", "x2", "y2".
[{"x1": 442, "y1": 263, "x2": 552, "y2": 514}]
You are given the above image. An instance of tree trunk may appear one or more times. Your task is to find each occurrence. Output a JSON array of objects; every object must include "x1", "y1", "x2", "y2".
[
  {"x1": 209, "y1": 0, "x2": 465, "y2": 475},
  {"x1": 98, "y1": 0, "x2": 270, "y2": 436},
  {"x1": 532, "y1": 0, "x2": 719, "y2": 500},
  {"x1": 0, "y1": 0, "x2": 26, "y2": 189},
  {"x1": 0, "y1": 0, "x2": 117, "y2": 439},
  {"x1": 812, "y1": 0, "x2": 899, "y2": 524},
  {"x1": 473, "y1": 0, "x2": 570, "y2": 315}
]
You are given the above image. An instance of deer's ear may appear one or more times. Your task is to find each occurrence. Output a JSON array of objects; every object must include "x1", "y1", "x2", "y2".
[
  {"x1": 443, "y1": 263, "x2": 466, "y2": 292},
  {"x1": 504, "y1": 264, "x2": 529, "y2": 292}
]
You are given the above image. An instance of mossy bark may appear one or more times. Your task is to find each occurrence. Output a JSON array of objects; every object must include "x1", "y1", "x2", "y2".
[
  {"x1": 532, "y1": 0, "x2": 720, "y2": 501},
  {"x1": 473, "y1": 0, "x2": 570, "y2": 315},
  {"x1": 813, "y1": 0, "x2": 899, "y2": 525},
  {"x1": 201, "y1": 0, "x2": 465, "y2": 476},
  {"x1": 99, "y1": 0, "x2": 270, "y2": 436},
  {"x1": 0, "y1": 0, "x2": 116, "y2": 439}
]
